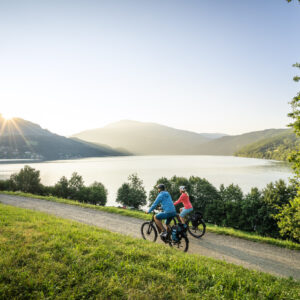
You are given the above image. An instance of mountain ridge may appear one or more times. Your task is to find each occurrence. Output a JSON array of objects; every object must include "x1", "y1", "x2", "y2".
[
  {"x1": 1, "y1": 115, "x2": 292, "y2": 159},
  {"x1": 72, "y1": 120, "x2": 289, "y2": 156},
  {"x1": 0, "y1": 114, "x2": 128, "y2": 160},
  {"x1": 73, "y1": 120, "x2": 211, "y2": 155}
]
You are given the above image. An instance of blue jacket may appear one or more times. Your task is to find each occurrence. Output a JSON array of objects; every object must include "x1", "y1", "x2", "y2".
[{"x1": 148, "y1": 191, "x2": 176, "y2": 214}]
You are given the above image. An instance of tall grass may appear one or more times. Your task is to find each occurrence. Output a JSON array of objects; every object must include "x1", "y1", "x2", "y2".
[{"x1": 0, "y1": 203, "x2": 299, "y2": 299}]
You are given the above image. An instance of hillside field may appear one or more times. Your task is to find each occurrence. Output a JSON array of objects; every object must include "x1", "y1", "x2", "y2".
[{"x1": 0, "y1": 204, "x2": 299, "y2": 299}]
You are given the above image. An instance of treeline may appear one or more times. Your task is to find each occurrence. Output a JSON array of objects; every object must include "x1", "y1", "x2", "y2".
[
  {"x1": 148, "y1": 176, "x2": 299, "y2": 243},
  {"x1": 0, "y1": 166, "x2": 107, "y2": 205},
  {"x1": 0, "y1": 166, "x2": 299, "y2": 243}
]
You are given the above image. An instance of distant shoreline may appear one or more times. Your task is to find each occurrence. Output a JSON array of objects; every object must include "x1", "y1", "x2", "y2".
[
  {"x1": 0, "y1": 159, "x2": 43, "y2": 164},
  {"x1": 0, "y1": 154, "x2": 291, "y2": 165}
]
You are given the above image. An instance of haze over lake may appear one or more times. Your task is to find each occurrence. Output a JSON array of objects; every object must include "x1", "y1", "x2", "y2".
[{"x1": 0, "y1": 156, "x2": 292, "y2": 207}]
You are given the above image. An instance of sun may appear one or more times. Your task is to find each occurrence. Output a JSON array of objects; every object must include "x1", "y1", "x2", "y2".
[{"x1": 1, "y1": 112, "x2": 14, "y2": 120}]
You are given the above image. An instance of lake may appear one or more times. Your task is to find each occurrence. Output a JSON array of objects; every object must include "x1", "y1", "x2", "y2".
[{"x1": 0, "y1": 156, "x2": 293, "y2": 206}]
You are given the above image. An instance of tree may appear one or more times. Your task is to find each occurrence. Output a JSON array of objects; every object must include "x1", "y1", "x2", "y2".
[
  {"x1": 259, "y1": 180, "x2": 297, "y2": 237},
  {"x1": 116, "y1": 174, "x2": 147, "y2": 209},
  {"x1": 68, "y1": 172, "x2": 84, "y2": 199},
  {"x1": 288, "y1": 63, "x2": 300, "y2": 181},
  {"x1": 86, "y1": 182, "x2": 107, "y2": 206},
  {"x1": 219, "y1": 184, "x2": 244, "y2": 228},
  {"x1": 240, "y1": 188, "x2": 264, "y2": 232},
  {"x1": 275, "y1": 196, "x2": 300, "y2": 242},
  {"x1": 9, "y1": 165, "x2": 41, "y2": 194},
  {"x1": 116, "y1": 183, "x2": 131, "y2": 206},
  {"x1": 53, "y1": 176, "x2": 70, "y2": 198},
  {"x1": 274, "y1": 60, "x2": 300, "y2": 241},
  {"x1": 0, "y1": 179, "x2": 10, "y2": 191},
  {"x1": 189, "y1": 176, "x2": 222, "y2": 224}
]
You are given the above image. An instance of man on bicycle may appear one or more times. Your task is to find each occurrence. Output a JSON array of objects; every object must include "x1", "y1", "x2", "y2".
[{"x1": 147, "y1": 184, "x2": 176, "y2": 238}]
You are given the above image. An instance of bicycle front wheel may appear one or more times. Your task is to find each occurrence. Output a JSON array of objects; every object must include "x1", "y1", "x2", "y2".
[
  {"x1": 171, "y1": 236, "x2": 189, "y2": 252},
  {"x1": 187, "y1": 219, "x2": 206, "y2": 238},
  {"x1": 141, "y1": 222, "x2": 158, "y2": 242}
]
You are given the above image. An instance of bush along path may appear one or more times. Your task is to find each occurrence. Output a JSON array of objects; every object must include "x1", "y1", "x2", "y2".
[{"x1": 0, "y1": 193, "x2": 300, "y2": 280}]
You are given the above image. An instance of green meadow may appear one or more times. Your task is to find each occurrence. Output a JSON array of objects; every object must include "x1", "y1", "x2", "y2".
[{"x1": 0, "y1": 203, "x2": 299, "y2": 299}]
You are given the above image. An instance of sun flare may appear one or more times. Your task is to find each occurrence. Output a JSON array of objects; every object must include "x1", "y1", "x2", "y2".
[{"x1": 1, "y1": 113, "x2": 14, "y2": 120}]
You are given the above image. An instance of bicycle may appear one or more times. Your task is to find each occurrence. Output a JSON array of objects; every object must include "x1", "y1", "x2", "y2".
[
  {"x1": 172, "y1": 211, "x2": 206, "y2": 238},
  {"x1": 141, "y1": 212, "x2": 189, "y2": 252}
]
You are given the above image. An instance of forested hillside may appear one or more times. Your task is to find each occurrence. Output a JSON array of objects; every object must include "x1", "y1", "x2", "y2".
[
  {"x1": 235, "y1": 130, "x2": 299, "y2": 161},
  {"x1": 196, "y1": 129, "x2": 289, "y2": 156}
]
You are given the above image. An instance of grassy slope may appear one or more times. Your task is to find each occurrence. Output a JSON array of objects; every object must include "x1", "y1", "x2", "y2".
[
  {"x1": 0, "y1": 203, "x2": 299, "y2": 299},
  {"x1": 1, "y1": 191, "x2": 300, "y2": 250}
]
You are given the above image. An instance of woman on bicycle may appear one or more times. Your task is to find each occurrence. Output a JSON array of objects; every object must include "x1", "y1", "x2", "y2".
[{"x1": 174, "y1": 186, "x2": 193, "y2": 224}]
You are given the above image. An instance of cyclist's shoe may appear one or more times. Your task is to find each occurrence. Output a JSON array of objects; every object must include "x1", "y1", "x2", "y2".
[{"x1": 160, "y1": 231, "x2": 168, "y2": 241}]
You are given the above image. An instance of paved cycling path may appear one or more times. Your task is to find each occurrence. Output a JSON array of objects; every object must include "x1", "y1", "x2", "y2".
[{"x1": 1, "y1": 194, "x2": 300, "y2": 280}]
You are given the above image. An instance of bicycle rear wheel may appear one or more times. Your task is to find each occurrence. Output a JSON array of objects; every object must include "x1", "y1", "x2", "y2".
[
  {"x1": 141, "y1": 222, "x2": 158, "y2": 242},
  {"x1": 187, "y1": 219, "x2": 206, "y2": 238}
]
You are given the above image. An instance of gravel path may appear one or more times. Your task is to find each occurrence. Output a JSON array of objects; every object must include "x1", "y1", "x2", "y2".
[{"x1": 1, "y1": 194, "x2": 299, "y2": 280}]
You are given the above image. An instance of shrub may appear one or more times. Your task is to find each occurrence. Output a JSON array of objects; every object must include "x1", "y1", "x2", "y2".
[
  {"x1": 79, "y1": 182, "x2": 108, "y2": 206},
  {"x1": 220, "y1": 184, "x2": 244, "y2": 228},
  {"x1": 68, "y1": 172, "x2": 84, "y2": 199},
  {"x1": 116, "y1": 174, "x2": 147, "y2": 209},
  {"x1": 275, "y1": 195, "x2": 300, "y2": 242},
  {"x1": 189, "y1": 177, "x2": 221, "y2": 223},
  {"x1": 258, "y1": 180, "x2": 297, "y2": 237},
  {"x1": 239, "y1": 188, "x2": 264, "y2": 232},
  {"x1": 9, "y1": 165, "x2": 41, "y2": 194},
  {"x1": 53, "y1": 176, "x2": 70, "y2": 198},
  {"x1": 0, "y1": 179, "x2": 10, "y2": 191}
]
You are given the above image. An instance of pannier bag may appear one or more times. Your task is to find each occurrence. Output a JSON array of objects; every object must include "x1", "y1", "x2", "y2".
[
  {"x1": 191, "y1": 212, "x2": 202, "y2": 227},
  {"x1": 171, "y1": 225, "x2": 181, "y2": 242},
  {"x1": 171, "y1": 223, "x2": 187, "y2": 242}
]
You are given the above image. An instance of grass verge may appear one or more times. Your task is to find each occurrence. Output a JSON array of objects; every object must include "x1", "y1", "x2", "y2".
[
  {"x1": 0, "y1": 203, "x2": 299, "y2": 299},
  {"x1": 1, "y1": 191, "x2": 299, "y2": 251}
]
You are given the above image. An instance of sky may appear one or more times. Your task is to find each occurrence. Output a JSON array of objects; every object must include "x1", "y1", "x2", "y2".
[{"x1": 0, "y1": 0, "x2": 300, "y2": 136}]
